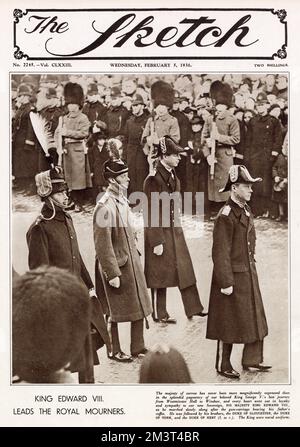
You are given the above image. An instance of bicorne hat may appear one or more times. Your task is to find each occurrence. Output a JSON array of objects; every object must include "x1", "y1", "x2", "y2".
[{"x1": 219, "y1": 165, "x2": 262, "y2": 192}]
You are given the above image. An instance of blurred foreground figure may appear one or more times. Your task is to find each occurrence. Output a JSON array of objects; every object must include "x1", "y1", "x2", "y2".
[
  {"x1": 139, "y1": 344, "x2": 192, "y2": 383},
  {"x1": 13, "y1": 267, "x2": 90, "y2": 383}
]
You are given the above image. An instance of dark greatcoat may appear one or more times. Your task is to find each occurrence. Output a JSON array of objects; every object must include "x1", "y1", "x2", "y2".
[
  {"x1": 82, "y1": 101, "x2": 107, "y2": 128},
  {"x1": 272, "y1": 153, "x2": 288, "y2": 204},
  {"x1": 143, "y1": 161, "x2": 197, "y2": 290},
  {"x1": 26, "y1": 204, "x2": 111, "y2": 368},
  {"x1": 171, "y1": 110, "x2": 192, "y2": 192},
  {"x1": 88, "y1": 141, "x2": 109, "y2": 190},
  {"x1": 206, "y1": 198, "x2": 268, "y2": 344},
  {"x1": 123, "y1": 111, "x2": 149, "y2": 194},
  {"x1": 93, "y1": 186, "x2": 152, "y2": 323},
  {"x1": 185, "y1": 131, "x2": 209, "y2": 215},
  {"x1": 103, "y1": 105, "x2": 130, "y2": 138},
  {"x1": 244, "y1": 114, "x2": 283, "y2": 198},
  {"x1": 12, "y1": 103, "x2": 38, "y2": 179}
]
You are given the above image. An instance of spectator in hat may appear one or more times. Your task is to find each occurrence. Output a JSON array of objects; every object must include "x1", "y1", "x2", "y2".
[
  {"x1": 276, "y1": 75, "x2": 288, "y2": 101},
  {"x1": 234, "y1": 77, "x2": 255, "y2": 110},
  {"x1": 93, "y1": 159, "x2": 152, "y2": 362},
  {"x1": 87, "y1": 128, "x2": 109, "y2": 202},
  {"x1": 13, "y1": 266, "x2": 91, "y2": 383},
  {"x1": 82, "y1": 83, "x2": 107, "y2": 134},
  {"x1": 143, "y1": 136, "x2": 207, "y2": 324},
  {"x1": 123, "y1": 94, "x2": 150, "y2": 195},
  {"x1": 233, "y1": 108, "x2": 247, "y2": 165},
  {"x1": 206, "y1": 165, "x2": 271, "y2": 379},
  {"x1": 186, "y1": 116, "x2": 209, "y2": 217},
  {"x1": 12, "y1": 83, "x2": 38, "y2": 192},
  {"x1": 139, "y1": 344, "x2": 192, "y2": 383},
  {"x1": 243, "y1": 109, "x2": 256, "y2": 126},
  {"x1": 263, "y1": 74, "x2": 279, "y2": 96},
  {"x1": 179, "y1": 96, "x2": 190, "y2": 112},
  {"x1": 170, "y1": 97, "x2": 193, "y2": 193},
  {"x1": 244, "y1": 92, "x2": 283, "y2": 217},
  {"x1": 26, "y1": 167, "x2": 110, "y2": 382},
  {"x1": 103, "y1": 86, "x2": 130, "y2": 138},
  {"x1": 57, "y1": 82, "x2": 92, "y2": 212},
  {"x1": 272, "y1": 132, "x2": 288, "y2": 221}
]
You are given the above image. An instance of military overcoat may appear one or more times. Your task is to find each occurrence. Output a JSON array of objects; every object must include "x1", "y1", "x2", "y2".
[{"x1": 206, "y1": 198, "x2": 268, "y2": 344}]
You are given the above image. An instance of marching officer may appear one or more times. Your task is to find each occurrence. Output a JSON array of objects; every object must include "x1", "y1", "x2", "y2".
[
  {"x1": 206, "y1": 165, "x2": 271, "y2": 379},
  {"x1": 26, "y1": 166, "x2": 110, "y2": 383},
  {"x1": 93, "y1": 159, "x2": 152, "y2": 362},
  {"x1": 143, "y1": 136, "x2": 207, "y2": 324}
]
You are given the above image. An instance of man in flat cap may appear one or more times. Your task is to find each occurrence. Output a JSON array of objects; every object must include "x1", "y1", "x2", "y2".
[
  {"x1": 93, "y1": 159, "x2": 152, "y2": 362},
  {"x1": 206, "y1": 165, "x2": 271, "y2": 379},
  {"x1": 103, "y1": 86, "x2": 130, "y2": 138},
  {"x1": 143, "y1": 136, "x2": 207, "y2": 324},
  {"x1": 26, "y1": 167, "x2": 110, "y2": 383}
]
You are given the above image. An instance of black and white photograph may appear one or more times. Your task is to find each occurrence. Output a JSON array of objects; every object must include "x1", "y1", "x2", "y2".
[{"x1": 11, "y1": 72, "x2": 289, "y2": 385}]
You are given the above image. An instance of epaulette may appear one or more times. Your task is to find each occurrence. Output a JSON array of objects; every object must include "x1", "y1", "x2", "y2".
[
  {"x1": 221, "y1": 205, "x2": 231, "y2": 216},
  {"x1": 97, "y1": 192, "x2": 109, "y2": 205},
  {"x1": 34, "y1": 215, "x2": 43, "y2": 225}
]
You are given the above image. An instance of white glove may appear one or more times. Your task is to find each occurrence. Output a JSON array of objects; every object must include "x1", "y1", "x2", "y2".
[
  {"x1": 221, "y1": 286, "x2": 233, "y2": 295},
  {"x1": 109, "y1": 276, "x2": 120, "y2": 288},
  {"x1": 153, "y1": 244, "x2": 164, "y2": 256},
  {"x1": 274, "y1": 176, "x2": 280, "y2": 183},
  {"x1": 207, "y1": 154, "x2": 217, "y2": 166}
]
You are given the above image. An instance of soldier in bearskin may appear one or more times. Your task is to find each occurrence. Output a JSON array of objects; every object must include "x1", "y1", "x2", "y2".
[
  {"x1": 206, "y1": 165, "x2": 271, "y2": 379},
  {"x1": 57, "y1": 82, "x2": 92, "y2": 211},
  {"x1": 142, "y1": 81, "x2": 180, "y2": 167},
  {"x1": 26, "y1": 167, "x2": 110, "y2": 382},
  {"x1": 202, "y1": 81, "x2": 240, "y2": 218}
]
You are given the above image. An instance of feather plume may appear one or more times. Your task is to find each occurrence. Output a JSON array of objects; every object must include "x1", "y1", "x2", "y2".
[{"x1": 29, "y1": 112, "x2": 55, "y2": 157}]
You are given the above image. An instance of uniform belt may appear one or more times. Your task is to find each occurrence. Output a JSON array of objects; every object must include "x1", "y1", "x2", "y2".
[
  {"x1": 65, "y1": 138, "x2": 84, "y2": 144},
  {"x1": 216, "y1": 143, "x2": 232, "y2": 149}
]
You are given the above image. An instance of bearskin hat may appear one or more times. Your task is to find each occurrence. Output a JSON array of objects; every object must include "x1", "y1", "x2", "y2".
[
  {"x1": 64, "y1": 82, "x2": 84, "y2": 107},
  {"x1": 210, "y1": 80, "x2": 233, "y2": 107},
  {"x1": 151, "y1": 80, "x2": 174, "y2": 108}
]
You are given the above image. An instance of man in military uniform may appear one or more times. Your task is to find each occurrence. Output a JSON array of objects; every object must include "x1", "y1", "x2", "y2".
[
  {"x1": 26, "y1": 167, "x2": 110, "y2": 383},
  {"x1": 244, "y1": 92, "x2": 282, "y2": 217},
  {"x1": 93, "y1": 159, "x2": 152, "y2": 362},
  {"x1": 142, "y1": 81, "x2": 180, "y2": 157},
  {"x1": 143, "y1": 136, "x2": 207, "y2": 324},
  {"x1": 206, "y1": 165, "x2": 271, "y2": 379}
]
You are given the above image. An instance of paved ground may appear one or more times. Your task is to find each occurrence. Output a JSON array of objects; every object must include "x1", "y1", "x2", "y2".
[{"x1": 12, "y1": 190, "x2": 289, "y2": 384}]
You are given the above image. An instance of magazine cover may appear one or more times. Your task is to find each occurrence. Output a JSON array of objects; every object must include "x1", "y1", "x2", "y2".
[{"x1": 0, "y1": 0, "x2": 299, "y2": 434}]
